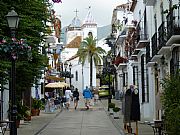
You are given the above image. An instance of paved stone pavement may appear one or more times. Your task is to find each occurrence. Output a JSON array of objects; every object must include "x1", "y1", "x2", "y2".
[
  {"x1": 100, "y1": 99, "x2": 154, "y2": 135},
  {"x1": 3, "y1": 94, "x2": 154, "y2": 135},
  {"x1": 38, "y1": 109, "x2": 121, "y2": 135},
  {"x1": 36, "y1": 95, "x2": 122, "y2": 135}
]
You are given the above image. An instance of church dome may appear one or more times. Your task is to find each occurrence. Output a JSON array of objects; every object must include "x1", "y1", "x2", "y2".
[{"x1": 69, "y1": 16, "x2": 82, "y2": 28}]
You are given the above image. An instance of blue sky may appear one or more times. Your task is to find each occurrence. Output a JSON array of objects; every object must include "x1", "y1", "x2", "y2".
[{"x1": 53, "y1": 0, "x2": 127, "y2": 27}]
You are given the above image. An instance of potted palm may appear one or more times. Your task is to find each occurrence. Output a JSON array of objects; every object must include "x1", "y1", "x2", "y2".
[
  {"x1": 17, "y1": 101, "x2": 29, "y2": 124},
  {"x1": 113, "y1": 107, "x2": 120, "y2": 119},
  {"x1": 31, "y1": 98, "x2": 43, "y2": 116},
  {"x1": 108, "y1": 103, "x2": 115, "y2": 115},
  {"x1": 31, "y1": 98, "x2": 39, "y2": 116}
]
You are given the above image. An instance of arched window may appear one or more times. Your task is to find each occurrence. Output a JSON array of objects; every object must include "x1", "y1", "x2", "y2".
[{"x1": 88, "y1": 32, "x2": 93, "y2": 38}]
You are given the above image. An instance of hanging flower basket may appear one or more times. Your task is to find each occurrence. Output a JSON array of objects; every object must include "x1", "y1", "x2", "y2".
[{"x1": 0, "y1": 37, "x2": 32, "y2": 61}]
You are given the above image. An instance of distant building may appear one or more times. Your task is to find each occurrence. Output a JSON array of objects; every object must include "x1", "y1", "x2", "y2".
[{"x1": 61, "y1": 7, "x2": 98, "y2": 92}]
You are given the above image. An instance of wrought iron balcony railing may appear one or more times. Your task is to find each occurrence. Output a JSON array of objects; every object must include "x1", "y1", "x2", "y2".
[
  {"x1": 151, "y1": 32, "x2": 158, "y2": 57},
  {"x1": 146, "y1": 42, "x2": 151, "y2": 63},
  {"x1": 158, "y1": 22, "x2": 167, "y2": 50},
  {"x1": 166, "y1": 6, "x2": 180, "y2": 41}
]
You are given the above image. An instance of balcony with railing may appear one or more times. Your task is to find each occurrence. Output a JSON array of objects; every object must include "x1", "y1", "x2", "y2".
[
  {"x1": 166, "y1": 5, "x2": 180, "y2": 45},
  {"x1": 151, "y1": 32, "x2": 158, "y2": 58},
  {"x1": 136, "y1": 22, "x2": 149, "y2": 49},
  {"x1": 146, "y1": 42, "x2": 151, "y2": 64},
  {"x1": 158, "y1": 22, "x2": 167, "y2": 50},
  {"x1": 136, "y1": 33, "x2": 149, "y2": 48}
]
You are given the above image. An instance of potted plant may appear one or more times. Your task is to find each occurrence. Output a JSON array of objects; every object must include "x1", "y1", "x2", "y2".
[
  {"x1": 24, "y1": 110, "x2": 31, "y2": 121},
  {"x1": 31, "y1": 98, "x2": 38, "y2": 116},
  {"x1": 113, "y1": 107, "x2": 120, "y2": 119},
  {"x1": 108, "y1": 103, "x2": 115, "y2": 115},
  {"x1": 31, "y1": 98, "x2": 43, "y2": 116},
  {"x1": 17, "y1": 101, "x2": 29, "y2": 124}
]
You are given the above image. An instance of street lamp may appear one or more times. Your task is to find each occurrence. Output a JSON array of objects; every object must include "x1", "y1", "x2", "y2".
[
  {"x1": 6, "y1": 7, "x2": 19, "y2": 38},
  {"x1": 69, "y1": 63, "x2": 72, "y2": 87},
  {"x1": 98, "y1": 65, "x2": 103, "y2": 87},
  {"x1": 6, "y1": 7, "x2": 19, "y2": 135},
  {"x1": 105, "y1": 34, "x2": 116, "y2": 64},
  {"x1": 106, "y1": 55, "x2": 112, "y2": 111},
  {"x1": 64, "y1": 61, "x2": 68, "y2": 83}
]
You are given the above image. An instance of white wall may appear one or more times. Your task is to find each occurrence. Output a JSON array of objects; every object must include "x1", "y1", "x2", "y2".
[
  {"x1": 61, "y1": 48, "x2": 78, "y2": 62},
  {"x1": 66, "y1": 30, "x2": 83, "y2": 44},
  {"x1": 82, "y1": 26, "x2": 97, "y2": 39},
  {"x1": 2, "y1": 83, "x2": 9, "y2": 120},
  {"x1": 70, "y1": 57, "x2": 96, "y2": 93},
  {"x1": 67, "y1": 58, "x2": 83, "y2": 92}
]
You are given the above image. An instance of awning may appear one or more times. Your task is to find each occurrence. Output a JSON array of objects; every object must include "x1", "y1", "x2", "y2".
[
  {"x1": 45, "y1": 82, "x2": 65, "y2": 88},
  {"x1": 58, "y1": 82, "x2": 70, "y2": 87},
  {"x1": 45, "y1": 82, "x2": 69, "y2": 88},
  {"x1": 45, "y1": 76, "x2": 64, "y2": 81}
]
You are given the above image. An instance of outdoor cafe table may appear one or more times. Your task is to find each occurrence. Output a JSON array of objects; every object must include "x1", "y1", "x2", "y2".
[
  {"x1": 150, "y1": 120, "x2": 163, "y2": 135},
  {"x1": 0, "y1": 121, "x2": 14, "y2": 135}
]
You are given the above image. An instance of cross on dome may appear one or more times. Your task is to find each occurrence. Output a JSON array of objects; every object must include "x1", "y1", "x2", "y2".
[
  {"x1": 74, "y1": 9, "x2": 79, "y2": 17},
  {"x1": 69, "y1": 9, "x2": 81, "y2": 28}
]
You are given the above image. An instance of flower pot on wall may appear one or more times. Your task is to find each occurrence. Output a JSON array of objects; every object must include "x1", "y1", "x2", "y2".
[
  {"x1": 31, "y1": 108, "x2": 38, "y2": 116},
  {"x1": 109, "y1": 108, "x2": 114, "y2": 115},
  {"x1": 108, "y1": 103, "x2": 115, "y2": 115},
  {"x1": 113, "y1": 112, "x2": 119, "y2": 119},
  {"x1": 113, "y1": 107, "x2": 120, "y2": 119}
]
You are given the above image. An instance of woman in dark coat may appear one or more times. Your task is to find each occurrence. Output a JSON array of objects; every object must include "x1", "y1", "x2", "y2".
[{"x1": 73, "y1": 88, "x2": 79, "y2": 110}]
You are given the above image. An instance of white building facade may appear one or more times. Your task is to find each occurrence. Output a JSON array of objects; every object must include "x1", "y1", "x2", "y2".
[
  {"x1": 111, "y1": 0, "x2": 180, "y2": 122},
  {"x1": 61, "y1": 8, "x2": 98, "y2": 92}
]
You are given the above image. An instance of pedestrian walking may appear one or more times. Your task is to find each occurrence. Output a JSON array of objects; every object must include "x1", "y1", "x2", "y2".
[
  {"x1": 73, "y1": 88, "x2": 79, "y2": 110},
  {"x1": 83, "y1": 86, "x2": 92, "y2": 110},
  {"x1": 60, "y1": 95, "x2": 66, "y2": 108},
  {"x1": 93, "y1": 88, "x2": 99, "y2": 104},
  {"x1": 65, "y1": 87, "x2": 72, "y2": 109}
]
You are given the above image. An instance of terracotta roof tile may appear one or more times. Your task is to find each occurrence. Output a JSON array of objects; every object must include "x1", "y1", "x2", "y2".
[{"x1": 66, "y1": 36, "x2": 82, "y2": 48}]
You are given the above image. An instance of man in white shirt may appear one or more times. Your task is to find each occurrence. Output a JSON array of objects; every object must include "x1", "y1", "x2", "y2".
[{"x1": 65, "y1": 87, "x2": 72, "y2": 109}]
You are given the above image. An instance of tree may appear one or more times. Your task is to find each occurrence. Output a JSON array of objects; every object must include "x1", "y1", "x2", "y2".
[
  {"x1": 77, "y1": 36, "x2": 106, "y2": 89},
  {"x1": 161, "y1": 71, "x2": 180, "y2": 134},
  {"x1": 0, "y1": 0, "x2": 51, "y2": 100}
]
